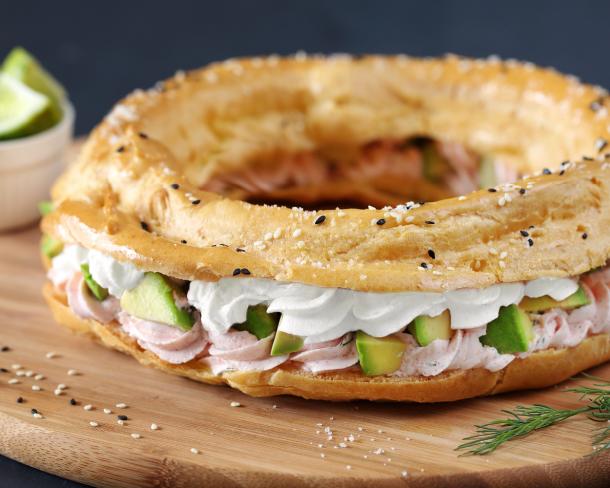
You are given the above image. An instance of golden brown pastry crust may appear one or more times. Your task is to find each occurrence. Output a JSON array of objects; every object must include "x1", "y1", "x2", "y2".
[
  {"x1": 42, "y1": 55, "x2": 610, "y2": 293},
  {"x1": 44, "y1": 283, "x2": 610, "y2": 402}
]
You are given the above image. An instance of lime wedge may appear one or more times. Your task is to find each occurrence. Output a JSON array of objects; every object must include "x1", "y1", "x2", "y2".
[
  {"x1": 0, "y1": 73, "x2": 52, "y2": 140},
  {"x1": 1, "y1": 47, "x2": 65, "y2": 124}
]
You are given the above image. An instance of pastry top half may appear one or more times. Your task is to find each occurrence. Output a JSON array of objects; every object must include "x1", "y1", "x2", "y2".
[{"x1": 44, "y1": 54, "x2": 610, "y2": 293}]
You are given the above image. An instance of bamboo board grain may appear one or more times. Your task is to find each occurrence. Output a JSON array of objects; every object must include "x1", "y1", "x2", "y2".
[{"x1": 1, "y1": 148, "x2": 610, "y2": 488}]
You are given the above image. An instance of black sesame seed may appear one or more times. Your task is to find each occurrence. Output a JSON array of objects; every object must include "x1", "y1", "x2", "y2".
[
  {"x1": 520, "y1": 230, "x2": 529, "y2": 237},
  {"x1": 31, "y1": 408, "x2": 38, "y2": 415},
  {"x1": 116, "y1": 145, "x2": 125, "y2": 153},
  {"x1": 180, "y1": 239, "x2": 187, "y2": 244},
  {"x1": 69, "y1": 398, "x2": 77, "y2": 406},
  {"x1": 140, "y1": 221, "x2": 150, "y2": 232},
  {"x1": 138, "y1": 132, "x2": 149, "y2": 139},
  {"x1": 232, "y1": 268, "x2": 241, "y2": 276},
  {"x1": 0, "y1": 368, "x2": 7, "y2": 373},
  {"x1": 529, "y1": 225, "x2": 535, "y2": 229},
  {"x1": 376, "y1": 218, "x2": 386, "y2": 226},
  {"x1": 425, "y1": 220, "x2": 435, "y2": 225},
  {"x1": 559, "y1": 170, "x2": 566, "y2": 176},
  {"x1": 542, "y1": 168, "x2": 552, "y2": 175},
  {"x1": 117, "y1": 414, "x2": 128, "y2": 421},
  {"x1": 582, "y1": 232, "x2": 588, "y2": 240},
  {"x1": 596, "y1": 138, "x2": 608, "y2": 152},
  {"x1": 16, "y1": 397, "x2": 23, "y2": 403},
  {"x1": 519, "y1": 188, "x2": 526, "y2": 195},
  {"x1": 170, "y1": 183, "x2": 180, "y2": 190},
  {"x1": 488, "y1": 188, "x2": 497, "y2": 193},
  {"x1": 191, "y1": 199, "x2": 201, "y2": 205},
  {"x1": 219, "y1": 243, "x2": 228, "y2": 247},
  {"x1": 236, "y1": 248, "x2": 246, "y2": 253},
  {"x1": 314, "y1": 215, "x2": 326, "y2": 225},
  {"x1": 1, "y1": 346, "x2": 9, "y2": 352},
  {"x1": 527, "y1": 238, "x2": 534, "y2": 247},
  {"x1": 240, "y1": 268, "x2": 251, "y2": 275},
  {"x1": 583, "y1": 156, "x2": 593, "y2": 161},
  {"x1": 420, "y1": 263, "x2": 429, "y2": 269},
  {"x1": 428, "y1": 249, "x2": 436, "y2": 259}
]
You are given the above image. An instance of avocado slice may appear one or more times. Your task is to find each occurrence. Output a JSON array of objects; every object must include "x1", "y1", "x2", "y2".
[
  {"x1": 41, "y1": 234, "x2": 63, "y2": 259},
  {"x1": 479, "y1": 156, "x2": 497, "y2": 188},
  {"x1": 234, "y1": 304, "x2": 279, "y2": 339},
  {"x1": 422, "y1": 142, "x2": 451, "y2": 183},
  {"x1": 271, "y1": 331, "x2": 304, "y2": 356},
  {"x1": 356, "y1": 331, "x2": 407, "y2": 376},
  {"x1": 120, "y1": 272, "x2": 194, "y2": 330},
  {"x1": 479, "y1": 305, "x2": 534, "y2": 354},
  {"x1": 519, "y1": 286, "x2": 590, "y2": 313},
  {"x1": 79, "y1": 263, "x2": 108, "y2": 301},
  {"x1": 407, "y1": 310, "x2": 453, "y2": 346}
]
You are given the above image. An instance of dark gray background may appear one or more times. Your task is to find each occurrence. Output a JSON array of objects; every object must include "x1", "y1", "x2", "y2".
[{"x1": 2, "y1": 1, "x2": 609, "y2": 486}]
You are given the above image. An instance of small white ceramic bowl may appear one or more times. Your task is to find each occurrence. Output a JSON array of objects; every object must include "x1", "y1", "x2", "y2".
[{"x1": 0, "y1": 103, "x2": 74, "y2": 231}]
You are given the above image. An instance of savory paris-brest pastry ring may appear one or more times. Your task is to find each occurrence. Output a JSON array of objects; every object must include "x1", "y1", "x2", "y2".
[{"x1": 41, "y1": 54, "x2": 610, "y2": 402}]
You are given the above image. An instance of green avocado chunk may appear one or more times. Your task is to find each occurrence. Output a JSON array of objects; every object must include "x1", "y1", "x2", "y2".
[
  {"x1": 356, "y1": 331, "x2": 407, "y2": 376},
  {"x1": 519, "y1": 286, "x2": 590, "y2": 313},
  {"x1": 479, "y1": 305, "x2": 534, "y2": 354},
  {"x1": 120, "y1": 272, "x2": 193, "y2": 331},
  {"x1": 407, "y1": 310, "x2": 453, "y2": 346},
  {"x1": 271, "y1": 331, "x2": 304, "y2": 356},
  {"x1": 80, "y1": 263, "x2": 108, "y2": 301},
  {"x1": 422, "y1": 142, "x2": 451, "y2": 183},
  {"x1": 478, "y1": 156, "x2": 497, "y2": 189},
  {"x1": 41, "y1": 234, "x2": 63, "y2": 259},
  {"x1": 234, "y1": 304, "x2": 279, "y2": 340}
]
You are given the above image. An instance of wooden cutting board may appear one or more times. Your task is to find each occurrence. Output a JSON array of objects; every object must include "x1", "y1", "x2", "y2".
[{"x1": 1, "y1": 146, "x2": 610, "y2": 488}]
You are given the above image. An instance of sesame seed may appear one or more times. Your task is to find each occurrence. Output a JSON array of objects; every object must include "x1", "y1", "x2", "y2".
[
  {"x1": 428, "y1": 249, "x2": 436, "y2": 259},
  {"x1": 11, "y1": 364, "x2": 21, "y2": 370},
  {"x1": 138, "y1": 132, "x2": 149, "y2": 139},
  {"x1": 346, "y1": 465, "x2": 352, "y2": 470},
  {"x1": 401, "y1": 470, "x2": 409, "y2": 478},
  {"x1": 520, "y1": 230, "x2": 529, "y2": 237},
  {"x1": 57, "y1": 383, "x2": 67, "y2": 390},
  {"x1": 54, "y1": 389, "x2": 62, "y2": 396},
  {"x1": 181, "y1": 239, "x2": 187, "y2": 244},
  {"x1": 240, "y1": 268, "x2": 251, "y2": 275},
  {"x1": 527, "y1": 238, "x2": 534, "y2": 247},
  {"x1": 30, "y1": 408, "x2": 39, "y2": 415},
  {"x1": 8, "y1": 379, "x2": 19, "y2": 385},
  {"x1": 596, "y1": 138, "x2": 608, "y2": 152},
  {"x1": 425, "y1": 220, "x2": 435, "y2": 225},
  {"x1": 32, "y1": 413, "x2": 42, "y2": 419},
  {"x1": 314, "y1": 215, "x2": 326, "y2": 225},
  {"x1": 45, "y1": 352, "x2": 58, "y2": 359},
  {"x1": 16, "y1": 397, "x2": 23, "y2": 403},
  {"x1": 24, "y1": 371, "x2": 33, "y2": 377},
  {"x1": 131, "y1": 433, "x2": 141, "y2": 439},
  {"x1": 1, "y1": 346, "x2": 9, "y2": 352},
  {"x1": 69, "y1": 399, "x2": 77, "y2": 406},
  {"x1": 420, "y1": 262, "x2": 428, "y2": 269},
  {"x1": 31, "y1": 385, "x2": 41, "y2": 391},
  {"x1": 34, "y1": 374, "x2": 44, "y2": 381},
  {"x1": 232, "y1": 268, "x2": 241, "y2": 276},
  {"x1": 0, "y1": 368, "x2": 7, "y2": 373},
  {"x1": 116, "y1": 145, "x2": 125, "y2": 153},
  {"x1": 170, "y1": 183, "x2": 180, "y2": 190},
  {"x1": 190, "y1": 448, "x2": 199, "y2": 455},
  {"x1": 118, "y1": 415, "x2": 128, "y2": 421},
  {"x1": 103, "y1": 408, "x2": 112, "y2": 414},
  {"x1": 140, "y1": 221, "x2": 149, "y2": 232},
  {"x1": 84, "y1": 404, "x2": 93, "y2": 411},
  {"x1": 488, "y1": 188, "x2": 497, "y2": 193},
  {"x1": 67, "y1": 369, "x2": 79, "y2": 376},
  {"x1": 582, "y1": 232, "x2": 588, "y2": 239},
  {"x1": 236, "y1": 248, "x2": 245, "y2": 253},
  {"x1": 117, "y1": 419, "x2": 125, "y2": 426},
  {"x1": 542, "y1": 168, "x2": 552, "y2": 175},
  {"x1": 519, "y1": 188, "x2": 526, "y2": 195},
  {"x1": 150, "y1": 423, "x2": 159, "y2": 431},
  {"x1": 376, "y1": 218, "x2": 386, "y2": 225},
  {"x1": 115, "y1": 403, "x2": 127, "y2": 409},
  {"x1": 230, "y1": 401, "x2": 241, "y2": 407},
  {"x1": 191, "y1": 199, "x2": 201, "y2": 205},
  {"x1": 89, "y1": 421, "x2": 99, "y2": 427}
]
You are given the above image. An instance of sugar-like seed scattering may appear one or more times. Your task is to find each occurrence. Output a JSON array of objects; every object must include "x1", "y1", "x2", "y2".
[
  {"x1": 103, "y1": 408, "x2": 112, "y2": 415},
  {"x1": 67, "y1": 369, "x2": 79, "y2": 376},
  {"x1": 89, "y1": 421, "x2": 99, "y2": 427},
  {"x1": 83, "y1": 404, "x2": 93, "y2": 411},
  {"x1": 190, "y1": 448, "x2": 199, "y2": 454},
  {"x1": 45, "y1": 352, "x2": 58, "y2": 359},
  {"x1": 8, "y1": 378, "x2": 19, "y2": 385},
  {"x1": 150, "y1": 423, "x2": 159, "y2": 431},
  {"x1": 115, "y1": 403, "x2": 127, "y2": 409},
  {"x1": 131, "y1": 433, "x2": 141, "y2": 439},
  {"x1": 34, "y1": 374, "x2": 44, "y2": 381},
  {"x1": 31, "y1": 385, "x2": 41, "y2": 391},
  {"x1": 230, "y1": 401, "x2": 241, "y2": 407}
]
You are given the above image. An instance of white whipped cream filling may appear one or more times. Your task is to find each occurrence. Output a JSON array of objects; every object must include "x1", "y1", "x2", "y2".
[
  {"x1": 49, "y1": 245, "x2": 144, "y2": 297},
  {"x1": 188, "y1": 276, "x2": 578, "y2": 343},
  {"x1": 51, "y1": 245, "x2": 579, "y2": 344}
]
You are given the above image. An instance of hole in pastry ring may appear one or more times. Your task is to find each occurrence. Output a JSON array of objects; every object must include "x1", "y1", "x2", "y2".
[{"x1": 44, "y1": 54, "x2": 610, "y2": 292}]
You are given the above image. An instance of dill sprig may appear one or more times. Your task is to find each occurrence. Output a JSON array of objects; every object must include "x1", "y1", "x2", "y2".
[{"x1": 456, "y1": 374, "x2": 610, "y2": 456}]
